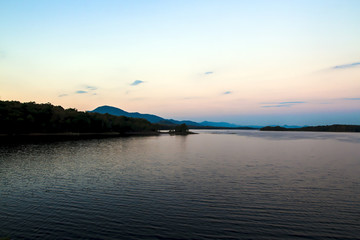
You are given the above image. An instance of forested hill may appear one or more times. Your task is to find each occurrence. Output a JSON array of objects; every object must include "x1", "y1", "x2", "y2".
[
  {"x1": 260, "y1": 125, "x2": 360, "y2": 132},
  {"x1": 0, "y1": 101, "x2": 158, "y2": 134}
]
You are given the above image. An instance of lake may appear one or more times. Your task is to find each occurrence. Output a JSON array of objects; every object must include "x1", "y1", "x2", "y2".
[{"x1": 1, "y1": 130, "x2": 359, "y2": 239}]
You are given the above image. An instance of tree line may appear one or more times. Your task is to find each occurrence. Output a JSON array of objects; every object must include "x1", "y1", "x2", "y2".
[
  {"x1": 260, "y1": 125, "x2": 360, "y2": 132},
  {"x1": 0, "y1": 101, "x2": 158, "y2": 134}
]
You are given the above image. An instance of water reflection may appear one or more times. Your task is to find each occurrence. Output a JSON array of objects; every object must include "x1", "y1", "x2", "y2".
[
  {"x1": 0, "y1": 132, "x2": 359, "y2": 239},
  {"x1": 195, "y1": 129, "x2": 360, "y2": 143}
]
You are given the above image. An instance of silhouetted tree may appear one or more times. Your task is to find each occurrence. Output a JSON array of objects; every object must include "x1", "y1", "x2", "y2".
[{"x1": 175, "y1": 123, "x2": 189, "y2": 133}]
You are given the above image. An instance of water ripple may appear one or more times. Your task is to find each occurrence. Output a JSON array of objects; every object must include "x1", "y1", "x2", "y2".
[{"x1": 0, "y1": 132, "x2": 359, "y2": 239}]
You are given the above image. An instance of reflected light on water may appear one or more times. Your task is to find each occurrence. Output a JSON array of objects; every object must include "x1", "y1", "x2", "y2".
[{"x1": 0, "y1": 130, "x2": 359, "y2": 239}]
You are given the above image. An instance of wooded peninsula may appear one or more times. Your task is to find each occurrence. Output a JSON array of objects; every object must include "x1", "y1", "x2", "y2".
[{"x1": 0, "y1": 100, "x2": 159, "y2": 136}]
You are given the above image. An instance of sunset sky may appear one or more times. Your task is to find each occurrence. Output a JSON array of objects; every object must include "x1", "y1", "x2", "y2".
[{"x1": 1, "y1": 0, "x2": 360, "y2": 125}]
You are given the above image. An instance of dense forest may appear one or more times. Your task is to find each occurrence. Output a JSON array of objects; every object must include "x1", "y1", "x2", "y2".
[
  {"x1": 0, "y1": 101, "x2": 159, "y2": 134},
  {"x1": 260, "y1": 125, "x2": 360, "y2": 132}
]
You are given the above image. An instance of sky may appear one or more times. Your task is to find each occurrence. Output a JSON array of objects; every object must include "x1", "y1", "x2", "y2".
[{"x1": 1, "y1": 0, "x2": 360, "y2": 126}]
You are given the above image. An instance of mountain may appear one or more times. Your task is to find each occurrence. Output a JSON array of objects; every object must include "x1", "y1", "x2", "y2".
[
  {"x1": 167, "y1": 119, "x2": 203, "y2": 127},
  {"x1": 91, "y1": 106, "x2": 241, "y2": 128},
  {"x1": 91, "y1": 106, "x2": 165, "y2": 123},
  {"x1": 200, "y1": 121, "x2": 240, "y2": 128}
]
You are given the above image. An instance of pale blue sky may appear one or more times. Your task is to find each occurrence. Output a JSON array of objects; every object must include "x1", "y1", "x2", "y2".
[{"x1": 1, "y1": 0, "x2": 360, "y2": 125}]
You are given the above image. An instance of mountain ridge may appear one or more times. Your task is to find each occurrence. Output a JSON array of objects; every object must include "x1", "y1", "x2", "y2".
[
  {"x1": 91, "y1": 105, "x2": 165, "y2": 123},
  {"x1": 91, "y1": 105, "x2": 243, "y2": 128}
]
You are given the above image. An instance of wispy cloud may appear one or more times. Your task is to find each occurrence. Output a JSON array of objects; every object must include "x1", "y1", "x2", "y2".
[
  {"x1": 223, "y1": 91, "x2": 232, "y2": 95},
  {"x1": 76, "y1": 90, "x2": 88, "y2": 94},
  {"x1": 86, "y1": 85, "x2": 97, "y2": 91},
  {"x1": 205, "y1": 71, "x2": 213, "y2": 75},
  {"x1": 262, "y1": 104, "x2": 292, "y2": 108},
  {"x1": 130, "y1": 80, "x2": 144, "y2": 86},
  {"x1": 343, "y1": 97, "x2": 360, "y2": 100},
  {"x1": 332, "y1": 62, "x2": 360, "y2": 69},
  {"x1": 261, "y1": 101, "x2": 306, "y2": 108},
  {"x1": 59, "y1": 85, "x2": 98, "y2": 97},
  {"x1": 182, "y1": 96, "x2": 204, "y2": 100},
  {"x1": 278, "y1": 101, "x2": 306, "y2": 104}
]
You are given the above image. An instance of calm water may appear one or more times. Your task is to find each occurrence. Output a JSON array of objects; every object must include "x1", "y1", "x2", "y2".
[{"x1": 1, "y1": 130, "x2": 360, "y2": 240}]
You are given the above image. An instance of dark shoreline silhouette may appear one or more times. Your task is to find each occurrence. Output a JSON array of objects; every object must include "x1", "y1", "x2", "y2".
[
  {"x1": 0, "y1": 100, "x2": 159, "y2": 136},
  {"x1": 260, "y1": 124, "x2": 360, "y2": 132},
  {"x1": 0, "y1": 101, "x2": 198, "y2": 142},
  {"x1": 2, "y1": 100, "x2": 359, "y2": 141},
  {"x1": 0, "y1": 132, "x2": 162, "y2": 144}
]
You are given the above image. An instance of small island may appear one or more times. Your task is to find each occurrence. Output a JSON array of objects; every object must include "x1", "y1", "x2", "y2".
[
  {"x1": 260, "y1": 124, "x2": 360, "y2": 132},
  {"x1": 169, "y1": 123, "x2": 197, "y2": 135}
]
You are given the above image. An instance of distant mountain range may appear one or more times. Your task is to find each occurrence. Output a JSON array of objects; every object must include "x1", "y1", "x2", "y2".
[{"x1": 90, "y1": 105, "x2": 250, "y2": 128}]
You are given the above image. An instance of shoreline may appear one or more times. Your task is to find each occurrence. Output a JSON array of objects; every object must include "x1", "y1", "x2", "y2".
[
  {"x1": 260, "y1": 124, "x2": 360, "y2": 133},
  {"x1": 0, "y1": 132, "x2": 160, "y2": 137},
  {"x1": 0, "y1": 132, "x2": 160, "y2": 143},
  {"x1": 0, "y1": 131, "x2": 198, "y2": 143}
]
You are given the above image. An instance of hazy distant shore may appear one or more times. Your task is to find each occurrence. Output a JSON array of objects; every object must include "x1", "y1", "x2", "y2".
[{"x1": 260, "y1": 124, "x2": 360, "y2": 133}]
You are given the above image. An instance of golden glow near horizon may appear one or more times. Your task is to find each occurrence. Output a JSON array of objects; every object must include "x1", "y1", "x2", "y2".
[{"x1": 1, "y1": 0, "x2": 360, "y2": 125}]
